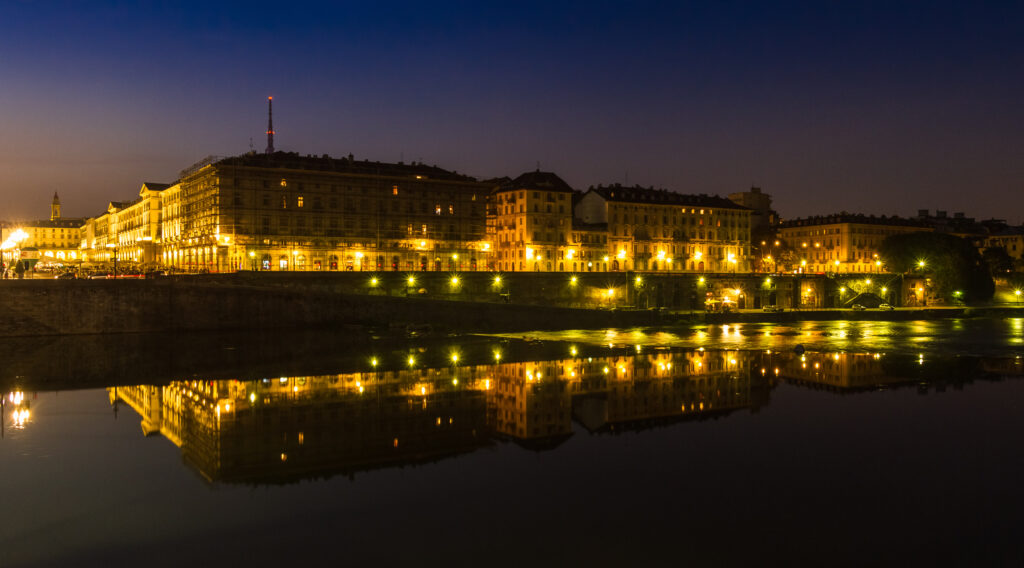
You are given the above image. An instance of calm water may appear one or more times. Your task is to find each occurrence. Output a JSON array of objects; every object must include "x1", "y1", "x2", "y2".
[{"x1": 2, "y1": 319, "x2": 1023, "y2": 567}]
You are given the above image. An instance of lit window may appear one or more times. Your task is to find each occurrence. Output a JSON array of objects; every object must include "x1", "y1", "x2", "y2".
[{"x1": 297, "y1": 196, "x2": 304, "y2": 207}]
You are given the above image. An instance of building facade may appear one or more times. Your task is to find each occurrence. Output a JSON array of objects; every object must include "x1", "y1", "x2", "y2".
[
  {"x1": 574, "y1": 185, "x2": 752, "y2": 272},
  {"x1": 778, "y1": 214, "x2": 930, "y2": 274},
  {"x1": 163, "y1": 153, "x2": 494, "y2": 272}
]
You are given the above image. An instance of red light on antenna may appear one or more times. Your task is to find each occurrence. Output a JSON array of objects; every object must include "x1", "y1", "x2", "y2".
[{"x1": 268, "y1": 96, "x2": 273, "y2": 100}]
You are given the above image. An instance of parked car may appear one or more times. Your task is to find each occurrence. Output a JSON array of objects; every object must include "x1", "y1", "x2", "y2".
[
  {"x1": 851, "y1": 304, "x2": 866, "y2": 311},
  {"x1": 762, "y1": 305, "x2": 783, "y2": 313},
  {"x1": 55, "y1": 272, "x2": 77, "y2": 279},
  {"x1": 878, "y1": 303, "x2": 894, "y2": 310}
]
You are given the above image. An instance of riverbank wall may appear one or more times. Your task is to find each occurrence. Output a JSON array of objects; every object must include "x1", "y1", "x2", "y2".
[{"x1": 0, "y1": 274, "x2": 1019, "y2": 338}]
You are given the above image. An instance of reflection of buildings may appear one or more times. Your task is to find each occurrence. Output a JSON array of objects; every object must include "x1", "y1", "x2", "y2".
[
  {"x1": 110, "y1": 350, "x2": 770, "y2": 483},
  {"x1": 771, "y1": 352, "x2": 910, "y2": 391}
]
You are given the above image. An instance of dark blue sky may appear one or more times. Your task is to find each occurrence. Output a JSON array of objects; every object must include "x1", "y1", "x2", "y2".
[{"x1": 1, "y1": 1, "x2": 1022, "y2": 222}]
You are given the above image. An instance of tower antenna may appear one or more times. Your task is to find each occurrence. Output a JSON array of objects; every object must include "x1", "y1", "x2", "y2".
[{"x1": 265, "y1": 96, "x2": 275, "y2": 154}]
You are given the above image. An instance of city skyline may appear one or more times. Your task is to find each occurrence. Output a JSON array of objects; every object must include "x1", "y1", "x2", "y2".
[{"x1": 2, "y1": 1, "x2": 1022, "y2": 222}]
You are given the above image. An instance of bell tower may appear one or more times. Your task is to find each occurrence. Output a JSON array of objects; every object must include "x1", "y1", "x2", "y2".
[{"x1": 51, "y1": 192, "x2": 61, "y2": 221}]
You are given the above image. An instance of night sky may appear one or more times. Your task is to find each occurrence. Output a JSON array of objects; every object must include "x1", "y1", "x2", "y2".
[{"x1": 1, "y1": 1, "x2": 1021, "y2": 223}]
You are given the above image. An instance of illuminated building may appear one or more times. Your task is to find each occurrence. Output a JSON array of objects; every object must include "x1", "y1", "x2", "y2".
[
  {"x1": 489, "y1": 171, "x2": 580, "y2": 272},
  {"x1": 163, "y1": 153, "x2": 493, "y2": 272},
  {"x1": 79, "y1": 183, "x2": 166, "y2": 271},
  {"x1": 7, "y1": 193, "x2": 86, "y2": 268},
  {"x1": 574, "y1": 185, "x2": 752, "y2": 272},
  {"x1": 778, "y1": 214, "x2": 930, "y2": 274}
]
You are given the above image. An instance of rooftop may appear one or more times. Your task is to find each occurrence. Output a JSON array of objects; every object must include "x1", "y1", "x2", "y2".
[
  {"x1": 500, "y1": 171, "x2": 574, "y2": 193},
  {"x1": 206, "y1": 152, "x2": 479, "y2": 183},
  {"x1": 780, "y1": 213, "x2": 927, "y2": 228},
  {"x1": 589, "y1": 184, "x2": 748, "y2": 210}
]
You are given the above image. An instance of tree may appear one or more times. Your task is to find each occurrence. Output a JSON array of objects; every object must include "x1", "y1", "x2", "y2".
[
  {"x1": 878, "y1": 232, "x2": 994, "y2": 303},
  {"x1": 982, "y1": 247, "x2": 1014, "y2": 277}
]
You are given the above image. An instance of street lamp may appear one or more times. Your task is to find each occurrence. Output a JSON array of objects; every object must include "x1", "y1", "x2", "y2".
[{"x1": 105, "y1": 243, "x2": 118, "y2": 278}]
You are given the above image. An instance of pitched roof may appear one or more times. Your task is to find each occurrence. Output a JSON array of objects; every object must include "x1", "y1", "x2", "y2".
[
  {"x1": 500, "y1": 171, "x2": 574, "y2": 193},
  {"x1": 780, "y1": 213, "x2": 928, "y2": 229},
  {"x1": 210, "y1": 152, "x2": 479, "y2": 183},
  {"x1": 588, "y1": 185, "x2": 747, "y2": 209}
]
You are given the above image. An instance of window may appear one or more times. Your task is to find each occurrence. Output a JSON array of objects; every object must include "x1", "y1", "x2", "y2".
[{"x1": 297, "y1": 196, "x2": 304, "y2": 208}]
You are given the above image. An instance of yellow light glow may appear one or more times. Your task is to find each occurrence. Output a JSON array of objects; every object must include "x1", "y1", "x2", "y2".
[
  {"x1": 408, "y1": 356, "x2": 415, "y2": 366},
  {"x1": 570, "y1": 275, "x2": 578, "y2": 285},
  {"x1": 451, "y1": 276, "x2": 460, "y2": 286},
  {"x1": 617, "y1": 249, "x2": 626, "y2": 260},
  {"x1": 525, "y1": 247, "x2": 534, "y2": 260},
  {"x1": 407, "y1": 275, "x2": 415, "y2": 286},
  {"x1": 635, "y1": 276, "x2": 643, "y2": 285},
  {"x1": 567, "y1": 249, "x2": 575, "y2": 259},
  {"x1": 494, "y1": 275, "x2": 502, "y2": 285},
  {"x1": 370, "y1": 277, "x2": 378, "y2": 286}
]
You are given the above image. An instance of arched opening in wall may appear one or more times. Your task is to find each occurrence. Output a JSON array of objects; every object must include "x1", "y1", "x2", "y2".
[
  {"x1": 559, "y1": 262, "x2": 564, "y2": 271},
  {"x1": 613, "y1": 260, "x2": 620, "y2": 271},
  {"x1": 652, "y1": 261, "x2": 658, "y2": 271},
  {"x1": 278, "y1": 256, "x2": 289, "y2": 270},
  {"x1": 329, "y1": 255, "x2": 338, "y2": 270},
  {"x1": 533, "y1": 262, "x2": 540, "y2": 271},
  {"x1": 392, "y1": 256, "x2": 400, "y2": 270},
  {"x1": 377, "y1": 256, "x2": 384, "y2": 270},
  {"x1": 470, "y1": 257, "x2": 477, "y2": 270},
  {"x1": 434, "y1": 259, "x2": 442, "y2": 271},
  {"x1": 447, "y1": 259, "x2": 455, "y2": 271},
  {"x1": 261, "y1": 254, "x2": 271, "y2": 270},
  {"x1": 420, "y1": 257, "x2": 428, "y2": 271},
  {"x1": 345, "y1": 254, "x2": 354, "y2": 271},
  {"x1": 572, "y1": 262, "x2": 577, "y2": 272},
  {"x1": 698, "y1": 261, "x2": 705, "y2": 272},
  {"x1": 297, "y1": 255, "x2": 306, "y2": 270},
  {"x1": 313, "y1": 260, "x2": 322, "y2": 271}
]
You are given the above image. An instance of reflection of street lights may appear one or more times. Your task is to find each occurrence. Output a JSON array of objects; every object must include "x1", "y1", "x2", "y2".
[
  {"x1": 248, "y1": 250, "x2": 257, "y2": 271},
  {"x1": 1016, "y1": 289, "x2": 1022, "y2": 305}
]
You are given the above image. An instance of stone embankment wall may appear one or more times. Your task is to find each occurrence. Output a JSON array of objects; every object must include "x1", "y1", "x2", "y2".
[{"x1": 0, "y1": 278, "x2": 661, "y2": 337}]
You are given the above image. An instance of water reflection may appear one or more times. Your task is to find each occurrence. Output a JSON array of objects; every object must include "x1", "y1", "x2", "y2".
[{"x1": 106, "y1": 349, "x2": 1023, "y2": 484}]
